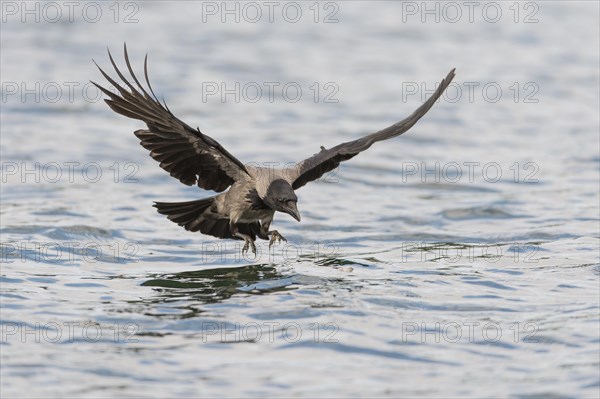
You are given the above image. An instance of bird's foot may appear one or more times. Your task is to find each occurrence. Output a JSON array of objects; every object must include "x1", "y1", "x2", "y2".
[
  {"x1": 241, "y1": 237, "x2": 257, "y2": 256},
  {"x1": 268, "y1": 230, "x2": 287, "y2": 248}
]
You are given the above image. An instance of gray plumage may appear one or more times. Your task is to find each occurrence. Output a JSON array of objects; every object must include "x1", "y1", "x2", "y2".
[{"x1": 92, "y1": 44, "x2": 455, "y2": 254}]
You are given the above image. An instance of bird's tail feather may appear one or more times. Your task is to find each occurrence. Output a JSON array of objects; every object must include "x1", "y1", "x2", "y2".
[
  {"x1": 154, "y1": 197, "x2": 230, "y2": 238},
  {"x1": 154, "y1": 197, "x2": 262, "y2": 241}
]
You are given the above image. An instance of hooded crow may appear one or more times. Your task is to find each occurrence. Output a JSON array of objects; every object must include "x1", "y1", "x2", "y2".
[{"x1": 92, "y1": 45, "x2": 455, "y2": 254}]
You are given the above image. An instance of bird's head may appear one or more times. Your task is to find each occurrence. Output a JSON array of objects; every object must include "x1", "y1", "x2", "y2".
[{"x1": 264, "y1": 179, "x2": 300, "y2": 222}]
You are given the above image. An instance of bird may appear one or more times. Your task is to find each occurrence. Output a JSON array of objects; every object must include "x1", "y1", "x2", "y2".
[{"x1": 92, "y1": 45, "x2": 456, "y2": 255}]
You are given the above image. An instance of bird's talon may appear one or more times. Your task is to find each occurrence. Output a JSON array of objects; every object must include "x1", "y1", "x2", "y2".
[
  {"x1": 242, "y1": 239, "x2": 257, "y2": 256},
  {"x1": 268, "y1": 231, "x2": 287, "y2": 248}
]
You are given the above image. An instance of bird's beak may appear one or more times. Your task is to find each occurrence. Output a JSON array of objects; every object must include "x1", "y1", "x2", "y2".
[{"x1": 284, "y1": 202, "x2": 301, "y2": 222}]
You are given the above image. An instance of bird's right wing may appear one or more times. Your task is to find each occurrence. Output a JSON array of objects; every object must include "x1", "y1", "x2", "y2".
[
  {"x1": 288, "y1": 69, "x2": 456, "y2": 190},
  {"x1": 92, "y1": 44, "x2": 250, "y2": 192}
]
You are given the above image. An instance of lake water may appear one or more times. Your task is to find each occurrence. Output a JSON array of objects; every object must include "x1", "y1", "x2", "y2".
[{"x1": 1, "y1": 1, "x2": 599, "y2": 397}]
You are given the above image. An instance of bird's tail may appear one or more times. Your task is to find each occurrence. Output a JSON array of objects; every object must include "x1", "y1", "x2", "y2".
[
  {"x1": 154, "y1": 197, "x2": 263, "y2": 241},
  {"x1": 153, "y1": 197, "x2": 229, "y2": 236}
]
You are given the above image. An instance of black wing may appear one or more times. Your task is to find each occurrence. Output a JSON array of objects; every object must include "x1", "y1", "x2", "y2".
[
  {"x1": 91, "y1": 44, "x2": 249, "y2": 192},
  {"x1": 289, "y1": 69, "x2": 456, "y2": 190}
]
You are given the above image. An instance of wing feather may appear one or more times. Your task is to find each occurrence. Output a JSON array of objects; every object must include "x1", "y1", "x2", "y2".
[
  {"x1": 92, "y1": 44, "x2": 249, "y2": 192},
  {"x1": 289, "y1": 68, "x2": 456, "y2": 189}
]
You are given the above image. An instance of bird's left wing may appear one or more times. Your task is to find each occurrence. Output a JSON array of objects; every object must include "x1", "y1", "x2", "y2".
[
  {"x1": 92, "y1": 44, "x2": 250, "y2": 193},
  {"x1": 288, "y1": 68, "x2": 456, "y2": 190}
]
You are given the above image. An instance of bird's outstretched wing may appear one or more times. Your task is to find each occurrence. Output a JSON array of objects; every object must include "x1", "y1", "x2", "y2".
[
  {"x1": 288, "y1": 68, "x2": 456, "y2": 190},
  {"x1": 91, "y1": 44, "x2": 249, "y2": 192}
]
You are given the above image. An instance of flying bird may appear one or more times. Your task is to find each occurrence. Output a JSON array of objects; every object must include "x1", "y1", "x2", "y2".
[{"x1": 92, "y1": 45, "x2": 455, "y2": 255}]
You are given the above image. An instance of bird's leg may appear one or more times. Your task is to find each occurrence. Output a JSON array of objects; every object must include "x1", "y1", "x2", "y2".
[
  {"x1": 231, "y1": 225, "x2": 256, "y2": 255},
  {"x1": 267, "y1": 230, "x2": 287, "y2": 247},
  {"x1": 258, "y1": 217, "x2": 285, "y2": 248},
  {"x1": 235, "y1": 232, "x2": 256, "y2": 255}
]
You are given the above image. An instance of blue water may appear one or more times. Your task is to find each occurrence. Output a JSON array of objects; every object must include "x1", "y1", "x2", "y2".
[{"x1": 1, "y1": 1, "x2": 599, "y2": 397}]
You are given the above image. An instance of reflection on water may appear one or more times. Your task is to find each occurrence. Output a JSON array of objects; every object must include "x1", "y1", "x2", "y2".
[{"x1": 141, "y1": 265, "x2": 292, "y2": 306}]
